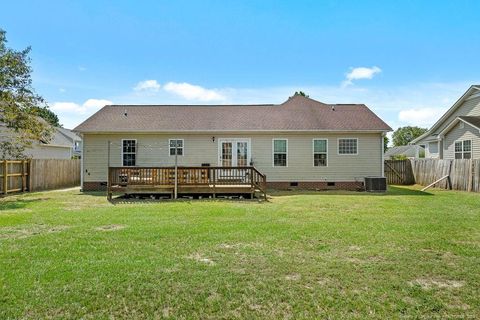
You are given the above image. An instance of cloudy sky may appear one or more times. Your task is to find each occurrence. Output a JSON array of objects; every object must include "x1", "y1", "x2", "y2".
[{"x1": 1, "y1": 0, "x2": 479, "y2": 132}]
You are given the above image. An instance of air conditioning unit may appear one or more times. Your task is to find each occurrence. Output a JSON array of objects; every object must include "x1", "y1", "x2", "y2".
[{"x1": 364, "y1": 177, "x2": 387, "y2": 192}]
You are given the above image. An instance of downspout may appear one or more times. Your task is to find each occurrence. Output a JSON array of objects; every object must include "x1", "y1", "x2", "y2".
[
  {"x1": 381, "y1": 133, "x2": 385, "y2": 177},
  {"x1": 80, "y1": 133, "x2": 84, "y2": 191}
]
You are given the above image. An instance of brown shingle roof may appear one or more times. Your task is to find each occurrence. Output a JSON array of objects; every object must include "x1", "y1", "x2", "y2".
[{"x1": 74, "y1": 95, "x2": 392, "y2": 133}]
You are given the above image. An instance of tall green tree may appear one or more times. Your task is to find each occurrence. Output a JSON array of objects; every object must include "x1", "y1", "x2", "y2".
[
  {"x1": 293, "y1": 91, "x2": 309, "y2": 98},
  {"x1": 392, "y1": 126, "x2": 428, "y2": 146},
  {"x1": 31, "y1": 106, "x2": 60, "y2": 127},
  {"x1": 0, "y1": 29, "x2": 53, "y2": 158},
  {"x1": 383, "y1": 135, "x2": 389, "y2": 152}
]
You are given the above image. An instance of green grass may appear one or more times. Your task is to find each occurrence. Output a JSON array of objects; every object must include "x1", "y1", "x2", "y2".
[{"x1": 1, "y1": 186, "x2": 479, "y2": 319}]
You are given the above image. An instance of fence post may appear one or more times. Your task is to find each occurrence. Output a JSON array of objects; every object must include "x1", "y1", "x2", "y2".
[
  {"x1": 468, "y1": 159, "x2": 473, "y2": 192},
  {"x1": 28, "y1": 160, "x2": 33, "y2": 192},
  {"x1": 3, "y1": 160, "x2": 7, "y2": 195}
]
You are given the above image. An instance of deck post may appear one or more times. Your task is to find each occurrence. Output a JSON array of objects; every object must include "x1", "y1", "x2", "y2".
[
  {"x1": 212, "y1": 168, "x2": 216, "y2": 198},
  {"x1": 174, "y1": 144, "x2": 178, "y2": 199},
  {"x1": 107, "y1": 167, "x2": 112, "y2": 200},
  {"x1": 250, "y1": 167, "x2": 254, "y2": 199}
]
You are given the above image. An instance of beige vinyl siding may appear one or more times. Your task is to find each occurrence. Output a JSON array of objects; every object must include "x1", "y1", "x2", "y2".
[
  {"x1": 443, "y1": 122, "x2": 480, "y2": 160},
  {"x1": 83, "y1": 132, "x2": 383, "y2": 182},
  {"x1": 434, "y1": 95, "x2": 480, "y2": 135}
]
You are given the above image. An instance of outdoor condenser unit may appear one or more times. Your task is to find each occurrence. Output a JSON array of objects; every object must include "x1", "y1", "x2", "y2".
[{"x1": 364, "y1": 177, "x2": 387, "y2": 192}]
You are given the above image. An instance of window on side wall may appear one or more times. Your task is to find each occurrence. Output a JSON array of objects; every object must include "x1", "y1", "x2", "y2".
[
  {"x1": 169, "y1": 139, "x2": 184, "y2": 156},
  {"x1": 338, "y1": 138, "x2": 357, "y2": 155},
  {"x1": 313, "y1": 139, "x2": 327, "y2": 166},
  {"x1": 273, "y1": 139, "x2": 287, "y2": 167},
  {"x1": 455, "y1": 140, "x2": 471, "y2": 159},
  {"x1": 122, "y1": 139, "x2": 136, "y2": 166}
]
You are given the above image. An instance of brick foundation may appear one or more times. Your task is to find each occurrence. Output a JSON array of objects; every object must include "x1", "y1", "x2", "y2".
[
  {"x1": 266, "y1": 181, "x2": 364, "y2": 191},
  {"x1": 82, "y1": 181, "x2": 107, "y2": 191}
]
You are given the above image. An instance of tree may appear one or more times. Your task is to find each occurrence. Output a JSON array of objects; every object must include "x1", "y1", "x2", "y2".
[
  {"x1": 31, "y1": 106, "x2": 60, "y2": 127},
  {"x1": 293, "y1": 91, "x2": 309, "y2": 98},
  {"x1": 392, "y1": 126, "x2": 428, "y2": 147},
  {"x1": 0, "y1": 29, "x2": 53, "y2": 158},
  {"x1": 383, "y1": 135, "x2": 389, "y2": 152}
]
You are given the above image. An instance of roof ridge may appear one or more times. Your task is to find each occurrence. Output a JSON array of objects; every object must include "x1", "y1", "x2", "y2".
[{"x1": 107, "y1": 104, "x2": 278, "y2": 107}]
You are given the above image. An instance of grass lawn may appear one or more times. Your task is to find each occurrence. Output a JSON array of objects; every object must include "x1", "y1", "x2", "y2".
[{"x1": 1, "y1": 186, "x2": 479, "y2": 319}]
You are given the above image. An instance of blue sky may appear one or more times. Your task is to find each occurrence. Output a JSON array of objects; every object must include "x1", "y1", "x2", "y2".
[{"x1": 1, "y1": 0, "x2": 479, "y2": 131}]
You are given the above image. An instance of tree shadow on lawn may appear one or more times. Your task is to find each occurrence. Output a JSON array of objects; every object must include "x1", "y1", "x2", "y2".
[
  {"x1": 268, "y1": 185, "x2": 432, "y2": 197},
  {"x1": 0, "y1": 197, "x2": 50, "y2": 211}
]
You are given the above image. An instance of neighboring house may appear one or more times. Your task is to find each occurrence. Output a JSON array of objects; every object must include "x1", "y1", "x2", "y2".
[
  {"x1": 57, "y1": 127, "x2": 82, "y2": 158},
  {"x1": 412, "y1": 85, "x2": 480, "y2": 159},
  {"x1": 385, "y1": 145, "x2": 425, "y2": 160},
  {"x1": 0, "y1": 123, "x2": 82, "y2": 159},
  {"x1": 74, "y1": 95, "x2": 392, "y2": 191}
]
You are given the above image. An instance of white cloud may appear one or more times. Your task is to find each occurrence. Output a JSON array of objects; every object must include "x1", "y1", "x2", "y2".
[
  {"x1": 78, "y1": 66, "x2": 87, "y2": 71},
  {"x1": 134, "y1": 80, "x2": 161, "y2": 92},
  {"x1": 50, "y1": 98, "x2": 113, "y2": 129},
  {"x1": 59, "y1": 88, "x2": 66, "y2": 93},
  {"x1": 51, "y1": 99, "x2": 113, "y2": 114},
  {"x1": 398, "y1": 107, "x2": 448, "y2": 126},
  {"x1": 163, "y1": 82, "x2": 226, "y2": 101},
  {"x1": 343, "y1": 66, "x2": 382, "y2": 86}
]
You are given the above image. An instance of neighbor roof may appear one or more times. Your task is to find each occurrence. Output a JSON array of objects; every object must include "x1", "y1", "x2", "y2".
[
  {"x1": 74, "y1": 95, "x2": 392, "y2": 133},
  {"x1": 57, "y1": 127, "x2": 81, "y2": 142}
]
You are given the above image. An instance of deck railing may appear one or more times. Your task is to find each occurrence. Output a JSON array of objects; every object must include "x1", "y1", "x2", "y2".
[{"x1": 108, "y1": 166, "x2": 267, "y2": 198}]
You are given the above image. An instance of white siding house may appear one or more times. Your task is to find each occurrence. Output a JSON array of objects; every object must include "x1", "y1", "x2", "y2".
[{"x1": 412, "y1": 85, "x2": 480, "y2": 160}]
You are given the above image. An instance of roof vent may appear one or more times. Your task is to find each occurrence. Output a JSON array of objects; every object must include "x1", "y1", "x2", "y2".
[
  {"x1": 331, "y1": 105, "x2": 335, "y2": 111},
  {"x1": 124, "y1": 109, "x2": 128, "y2": 117}
]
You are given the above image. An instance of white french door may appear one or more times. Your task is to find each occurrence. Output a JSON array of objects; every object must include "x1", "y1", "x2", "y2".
[{"x1": 218, "y1": 139, "x2": 251, "y2": 167}]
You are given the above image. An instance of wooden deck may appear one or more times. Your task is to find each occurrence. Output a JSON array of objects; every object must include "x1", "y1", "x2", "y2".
[{"x1": 107, "y1": 166, "x2": 267, "y2": 200}]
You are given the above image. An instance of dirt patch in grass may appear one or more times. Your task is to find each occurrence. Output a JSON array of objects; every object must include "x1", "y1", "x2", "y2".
[
  {"x1": 188, "y1": 253, "x2": 215, "y2": 266},
  {"x1": 285, "y1": 273, "x2": 301, "y2": 281},
  {"x1": 0, "y1": 224, "x2": 70, "y2": 239},
  {"x1": 94, "y1": 224, "x2": 126, "y2": 232},
  {"x1": 409, "y1": 278, "x2": 465, "y2": 290}
]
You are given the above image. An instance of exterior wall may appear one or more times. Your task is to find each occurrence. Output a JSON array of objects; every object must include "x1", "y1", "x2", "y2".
[
  {"x1": 443, "y1": 122, "x2": 480, "y2": 160},
  {"x1": 82, "y1": 132, "x2": 384, "y2": 186},
  {"x1": 25, "y1": 145, "x2": 72, "y2": 159},
  {"x1": 426, "y1": 141, "x2": 440, "y2": 159}
]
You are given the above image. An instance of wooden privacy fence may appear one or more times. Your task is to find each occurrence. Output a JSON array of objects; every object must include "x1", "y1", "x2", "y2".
[
  {"x1": 1, "y1": 159, "x2": 81, "y2": 195},
  {"x1": 0, "y1": 160, "x2": 29, "y2": 194},
  {"x1": 384, "y1": 159, "x2": 480, "y2": 192},
  {"x1": 384, "y1": 160, "x2": 415, "y2": 185}
]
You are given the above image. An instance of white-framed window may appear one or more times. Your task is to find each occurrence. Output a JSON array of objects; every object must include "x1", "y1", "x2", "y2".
[
  {"x1": 273, "y1": 139, "x2": 287, "y2": 167},
  {"x1": 455, "y1": 140, "x2": 471, "y2": 159},
  {"x1": 122, "y1": 139, "x2": 136, "y2": 166},
  {"x1": 169, "y1": 139, "x2": 184, "y2": 156},
  {"x1": 313, "y1": 139, "x2": 328, "y2": 167},
  {"x1": 338, "y1": 138, "x2": 358, "y2": 155}
]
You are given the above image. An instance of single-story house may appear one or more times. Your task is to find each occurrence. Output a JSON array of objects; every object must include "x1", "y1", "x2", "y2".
[
  {"x1": 0, "y1": 123, "x2": 82, "y2": 159},
  {"x1": 74, "y1": 95, "x2": 391, "y2": 193},
  {"x1": 411, "y1": 85, "x2": 480, "y2": 159},
  {"x1": 385, "y1": 145, "x2": 425, "y2": 160}
]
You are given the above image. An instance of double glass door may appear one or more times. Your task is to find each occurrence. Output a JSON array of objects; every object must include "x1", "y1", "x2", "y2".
[{"x1": 219, "y1": 139, "x2": 250, "y2": 167}]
